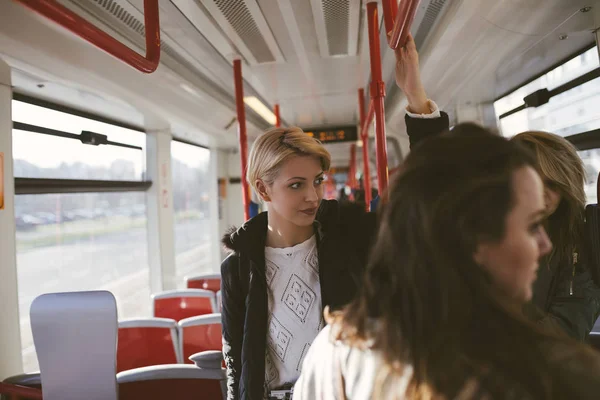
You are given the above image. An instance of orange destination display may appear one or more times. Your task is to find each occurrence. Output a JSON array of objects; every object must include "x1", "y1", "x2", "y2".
[{"x1": 304, "y1": 126, "x2": 358, "y2": 144}]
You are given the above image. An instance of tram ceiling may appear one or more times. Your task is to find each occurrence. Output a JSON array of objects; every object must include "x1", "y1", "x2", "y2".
[{"x1": 419, "y1": 0, "x2": 597, "y2": 110}]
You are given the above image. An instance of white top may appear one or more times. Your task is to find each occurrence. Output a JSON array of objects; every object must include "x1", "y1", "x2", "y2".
[
  {"x1": 264, "y1": 235, "x2": 323, "y2": 392},
  {"x1": 293, "y1": 325, "x2": 414, "y2": 400}
]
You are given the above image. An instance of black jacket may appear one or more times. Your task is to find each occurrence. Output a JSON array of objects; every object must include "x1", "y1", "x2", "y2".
[
  {"x1": 405, "y1": 111, "x2": 600, "y2": 341},
  {"x1": 220, "y1": 200, "x2": 376, "y2": 400}
]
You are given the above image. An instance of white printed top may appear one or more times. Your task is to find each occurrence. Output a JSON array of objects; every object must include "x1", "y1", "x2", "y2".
[{"x1": 264, "y1": 235, "x2": 323, "y2": 392}]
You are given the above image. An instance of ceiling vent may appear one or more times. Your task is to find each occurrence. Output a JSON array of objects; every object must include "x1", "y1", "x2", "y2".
[
  {"x1": 198, "y1": 0, "x2": 285, "y2": 65},
  {"x1": 412, "y1": 0, "x2": 450, "y2": 49},
  {"x1": 72, "y1": 0, "x2": 180, "y2": 65},
  {"x1": 311, "y1": 0, "x2": 360, "y2": 57}
]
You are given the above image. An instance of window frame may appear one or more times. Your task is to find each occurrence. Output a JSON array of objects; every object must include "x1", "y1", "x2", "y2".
[{"x1": 12, "y1": 95, "x2": 152, "y2": 194}]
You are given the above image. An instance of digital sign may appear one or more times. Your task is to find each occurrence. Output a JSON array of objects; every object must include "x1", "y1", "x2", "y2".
[{"x1": 304, "y1": 126, "x2": 358, "y2": 144}]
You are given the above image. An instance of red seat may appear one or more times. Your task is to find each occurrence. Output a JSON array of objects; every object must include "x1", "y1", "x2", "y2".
[
  {"x1": 152, "y1": 289, "x2": 216, "y2": 322},
  {"x1": 178, "y1": 314, "x2": 222, "y2": 364},
  {"x1": 186, "y1": 274, "x2": 221, "y2": 293},
  {"x1": 2, "y1": 373, "x2": 42, "y2": 400},
  {"x1": 0, "y1": 382, "x2": 42, "y2": 400},
  {"x1": 117, "y1": 318, "x2": 180, "y2": 373},
  {"x1": 117, "y1": 365, "x2": 224, "y2": 400}
]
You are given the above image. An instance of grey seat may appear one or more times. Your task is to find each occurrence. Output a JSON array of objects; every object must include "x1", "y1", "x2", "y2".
[{"x1": 30, "y1": 290, "x2": 118, "y2": 400}]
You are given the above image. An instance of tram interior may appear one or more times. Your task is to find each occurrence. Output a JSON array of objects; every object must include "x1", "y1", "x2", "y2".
[{"x1": 1, "y1": 0, "x2": 600, "y2": 397}]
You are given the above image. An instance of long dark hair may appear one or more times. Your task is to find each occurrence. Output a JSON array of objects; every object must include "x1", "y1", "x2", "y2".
[
  {"x1": 511, "y1": 131, "x2": 586, "y2": 265},
  {"x1": 333, "y1": 129, "x2": 585, "y2": 398}
]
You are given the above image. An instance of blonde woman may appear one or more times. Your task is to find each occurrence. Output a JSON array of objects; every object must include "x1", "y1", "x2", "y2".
[
  {"x1": 220, "y1": 127, "x2": 376, "y2": 400},
  {"x1": 512, "y1": 131, "x2": 600, "y2": 341},
  {"x1": 219, "y1": 32, "x2": 442, "y2": 400}
]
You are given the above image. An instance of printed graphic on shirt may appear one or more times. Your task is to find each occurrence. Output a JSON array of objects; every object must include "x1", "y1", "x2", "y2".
[
  {"x1": 303, "y1": 245, "x2": 319, "y2": 275},
  {"x1": 268, "y1": 315, "x2": 293, "y2": 362},
  {"x1": 265, "y1": 259, "x2": 279, "y2": 286},
  {"x1": 282, "y1": 274, "x2": 316, "y2": 323},
  {"x1": 296, "y1": 343, "x2": 311, "y2": 372},
  {"x1": 265, "y1": 352, "x2": 279, "y2": 385}
]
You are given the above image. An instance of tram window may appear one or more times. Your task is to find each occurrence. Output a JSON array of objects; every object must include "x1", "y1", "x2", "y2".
[
  {"x1": 12, "y1": 100, "x2": 145, "y2": 181},
  {"x1": 16, "y1": 192, "x2": 150, "y2": 372},
  {"x1": 579, "y1": 148, "x2": 600, "y2": 204},
  {"x1": 494, "y1": 47, "x2": 600, "y2": 138},
  {"x1": 171, "y1": 140, "x2": 212, "y2": 286},
  {"x1": 12, "y1": 101, "x2": 151, "y2": 373}
]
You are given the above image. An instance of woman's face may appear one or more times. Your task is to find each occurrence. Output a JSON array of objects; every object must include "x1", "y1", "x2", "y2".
[
  {"x1": 258, "y1": 155, "x2": 324, "y2": 228},
  {"x1": 474, "y1": 166, "x2": 553, "y2": 302}
]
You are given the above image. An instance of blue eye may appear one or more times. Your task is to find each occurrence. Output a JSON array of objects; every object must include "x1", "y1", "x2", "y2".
[
  {"x1": 315, "y1": 178, "x2": 324, "y2": 186},
  {"x1": 289, "y1": 182, "x2": 302, "y2": 189}
]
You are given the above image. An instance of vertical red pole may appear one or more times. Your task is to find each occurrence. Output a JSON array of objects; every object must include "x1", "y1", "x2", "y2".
[
  {"x1": 233, "y1": 59, "x2": 251, "y2": 221},
  {"x1": 366, "y1": 2, "x2": 389, "y2": 198},
  {"x1": 358, "y1": 89, "x2": 372, "y2": 211},
  {"x1": 349, "y1": 144, "x2": 357, "y2": 189},
  {"x1": 274, "y1": 104, "x2": 281, "y2": 127}
]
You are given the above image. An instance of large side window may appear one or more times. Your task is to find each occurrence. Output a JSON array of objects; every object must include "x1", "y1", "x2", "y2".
[
  {"x1": 494, "y1": 47, "x2": 600, "y2": 139},
  {"x1": 12, "y1": 100, "x2": 151, "y2": 372},
  {"x1": 171, "y1": 140, "x2": 212, "y2": 286},
  {"x1": 494, "y1": 47, "x2": 600, "y2": 204}
]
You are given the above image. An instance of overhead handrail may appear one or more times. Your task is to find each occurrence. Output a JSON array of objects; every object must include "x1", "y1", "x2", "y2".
[
  {"x1": 15, "y1": 0, "x2": 161, "y2": 73},
  {"x1": 383, "y1": 0, "x2": 421, "y2": 50},
  {"x1": 0, "y1": 382, "x2": 43, "y2": 399}
]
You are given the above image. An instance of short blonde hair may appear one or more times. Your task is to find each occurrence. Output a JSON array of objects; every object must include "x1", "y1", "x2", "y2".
[{"x1": 246, "y1": 127, "x2": 331, "y2": 194}]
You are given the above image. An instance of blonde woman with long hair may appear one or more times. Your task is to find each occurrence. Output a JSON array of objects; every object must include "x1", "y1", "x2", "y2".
[{"x1": 511, "y1": 131, "x2": 600, "y2": 341}]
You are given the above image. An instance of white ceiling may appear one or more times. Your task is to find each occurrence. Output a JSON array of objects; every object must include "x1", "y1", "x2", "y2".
[
  {"x1": 0, "y1": 0, "x2": 598, "y2": 168},
  {"x1": 387, "y1": 0, "x2": 599, "y2": 155}
]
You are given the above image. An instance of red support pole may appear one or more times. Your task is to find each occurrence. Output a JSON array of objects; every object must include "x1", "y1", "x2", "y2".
[
  {"x1": 358, "y1": 89, "x2": 372, "y2": 211},
  {"x1": 233, "y1": 59, "x2": 251, "y2": 221},
  {"x1": 349, "y1": 144, "x2": 357, "y2": 189},
  {"x1": 386, "y1": 0, "x2": 421, "y2": 50},
  {"x1": 274, "y1": 104, "x2": 281, "y2": 127},
  {"x1": 366, "y1": 2, "x2": 389, "y2": 199},
  {"x1": 15, "y1": 0, "x2": 161, "y2": 73}
]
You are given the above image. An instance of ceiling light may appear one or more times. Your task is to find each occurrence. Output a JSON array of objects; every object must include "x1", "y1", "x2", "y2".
[{"x1": 244, "y1": 96, "x2": 277, "y2": 126}]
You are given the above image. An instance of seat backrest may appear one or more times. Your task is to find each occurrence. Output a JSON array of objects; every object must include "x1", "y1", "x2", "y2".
[
  {"x1": 152, "y1": 289, "x2": 216, "y2": 321},
  {"x1": 30, "y1": 291, "x2": 118, "y2": 400},
  {"x1": 589, "y1": 332, "x2": 600, "y2": 351},
  {"x1": 585, "y1": 204, "x2": 600, "y2": 286},
  {"x1": 185, "y1": 274, "x2": 221, "y2": 293},
  {"x1": 0, "y1": 382, "x2": 42, "y2": 400},
  {"x1": 216, "y1": 290, "x2": 222, "y2": 312},
  {"x1": 117, "y1": 318, "x2": 180, "y2": 372},
  {"x1": 1, "y1": 373, "x2": 42, "y2": 400},
  {"x1": 178, "y1": 314, "x2": 222, "y2": 364},
  {"x1": 117, "y1": 364, "x2": 225, "y2": 400}
]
